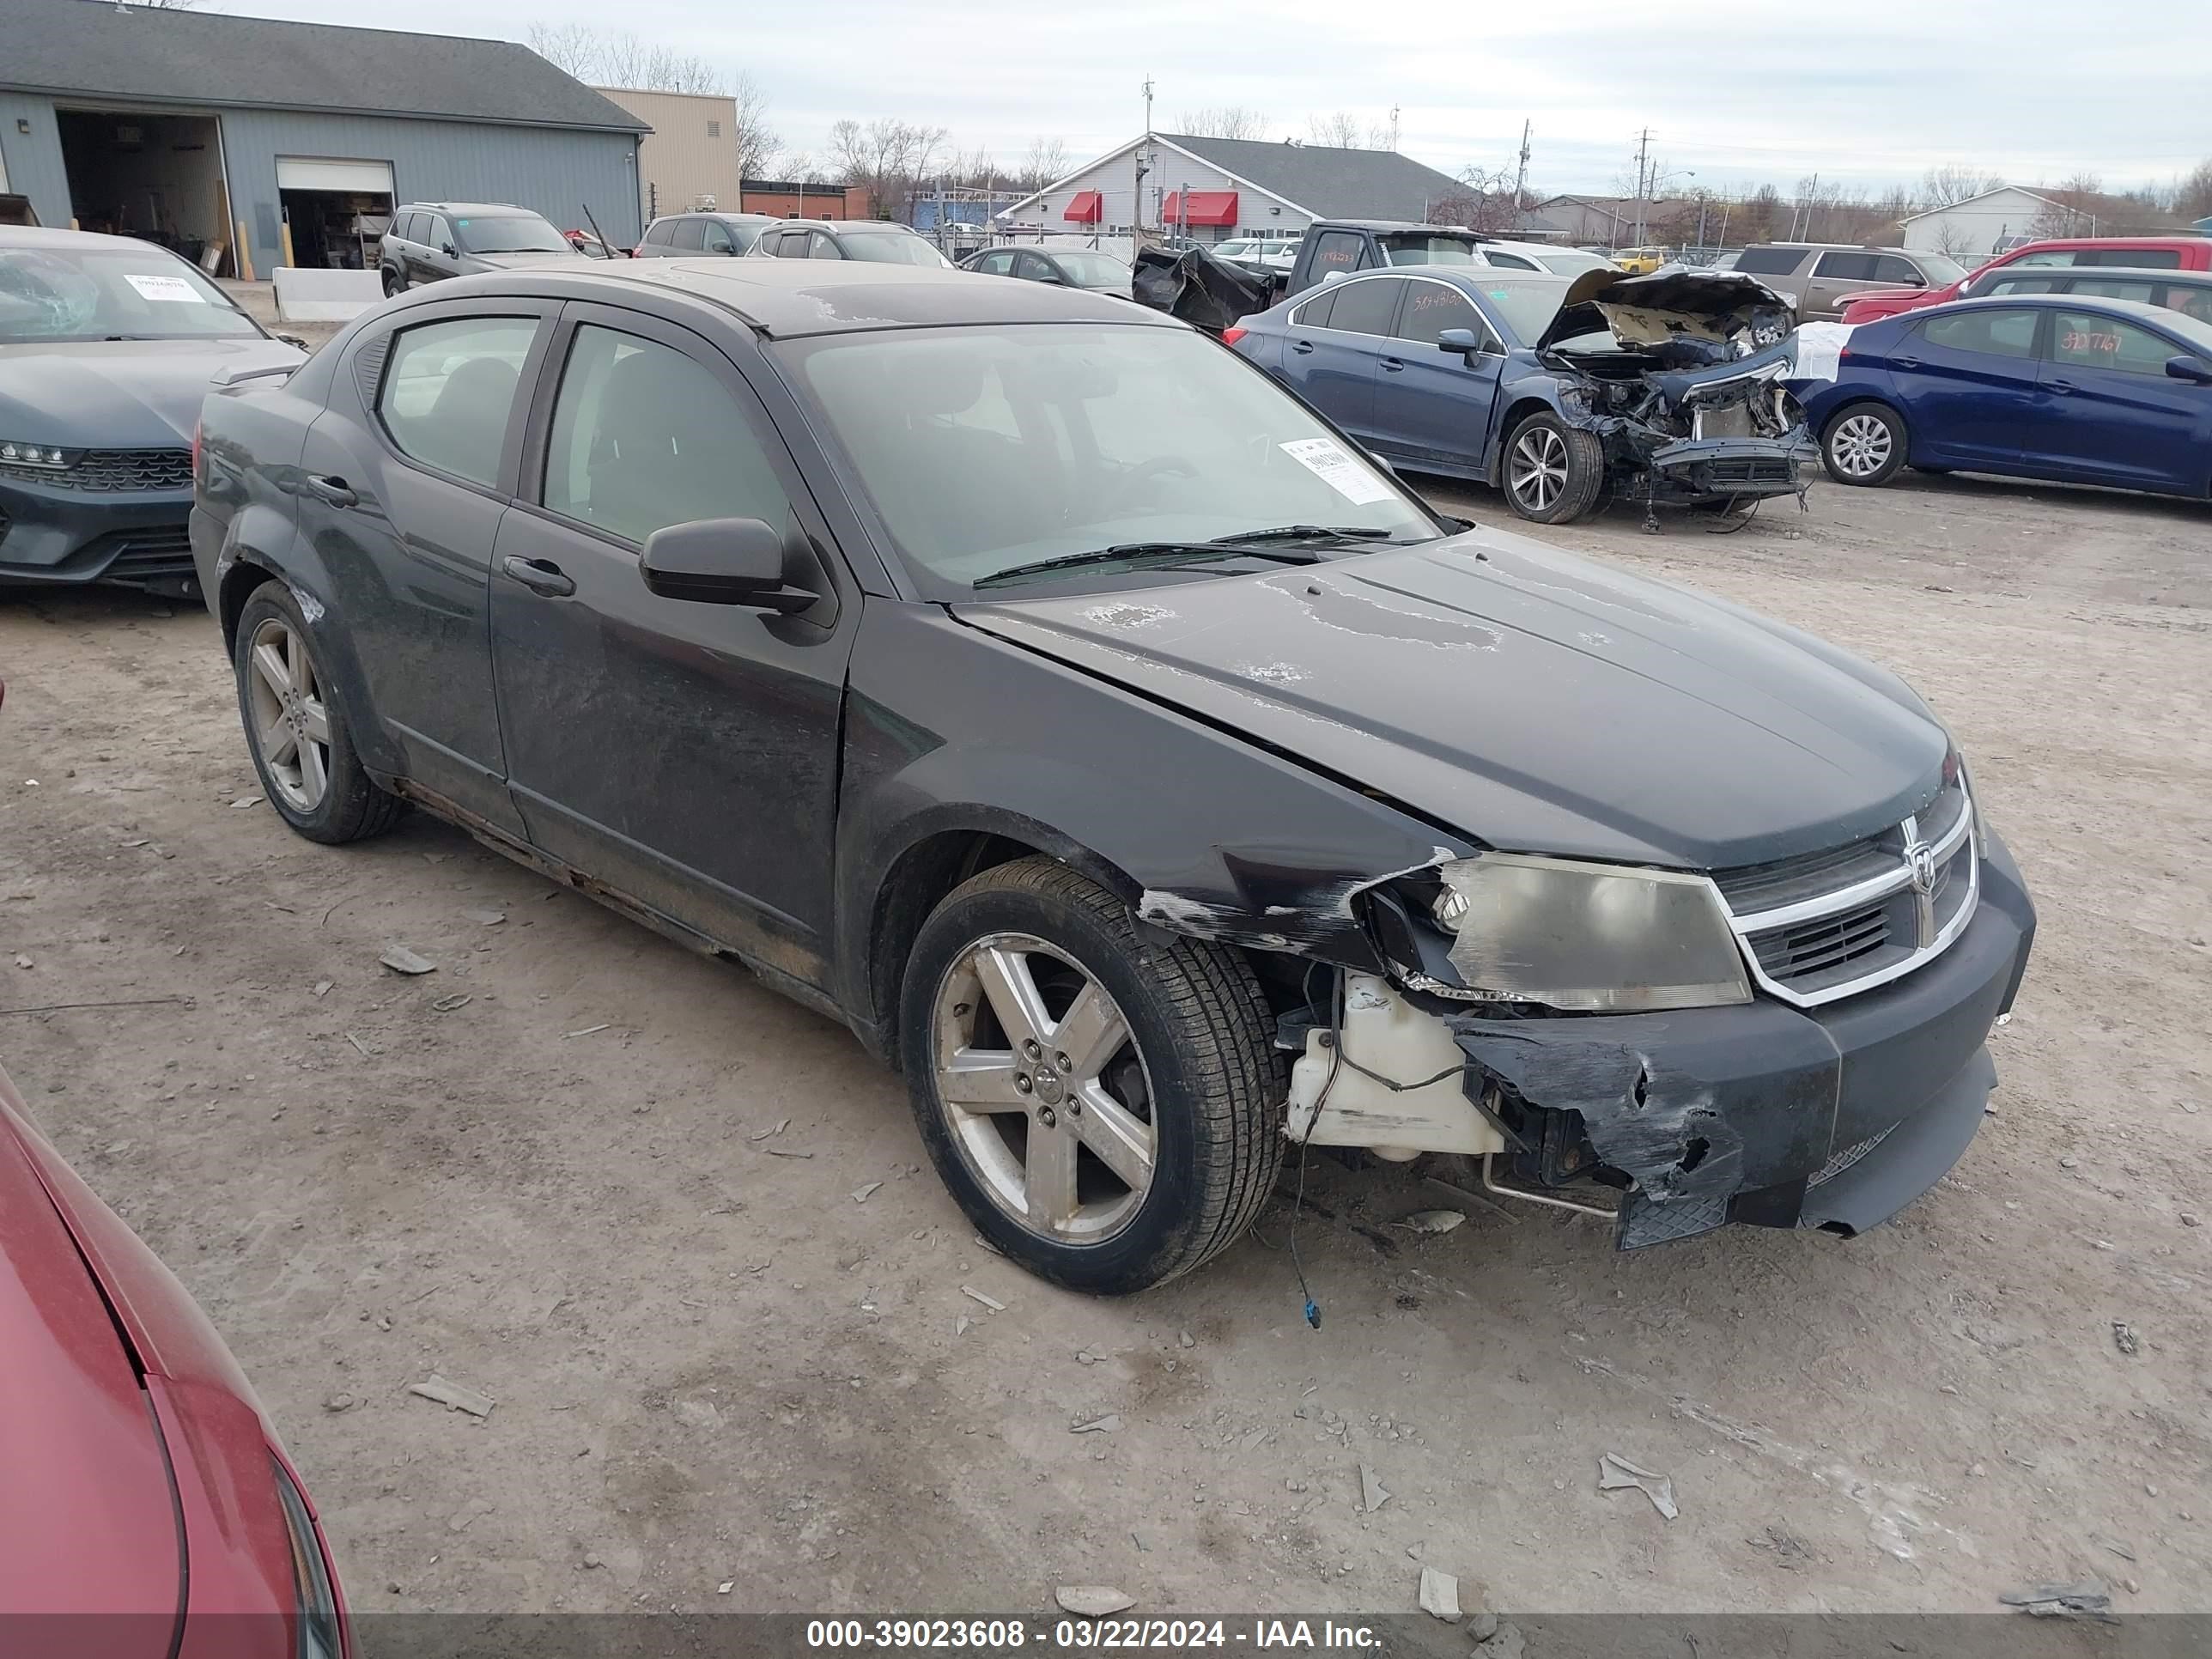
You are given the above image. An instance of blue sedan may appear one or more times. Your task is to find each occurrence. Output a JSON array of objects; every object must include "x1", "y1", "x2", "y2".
[
  {"x1": 1226, "y1": 265, "x2": 1809, "y2": 523},
  {"x1": 1800, "y1": 294, "x2": 2212, "y2": 498}
]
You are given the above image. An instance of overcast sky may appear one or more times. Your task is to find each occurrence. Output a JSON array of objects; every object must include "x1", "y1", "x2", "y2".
[{"x1": 234, "y1": 0, "x2": 2206, "y2": 198}]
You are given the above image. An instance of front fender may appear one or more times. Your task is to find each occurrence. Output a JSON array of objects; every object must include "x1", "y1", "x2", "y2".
[{"x1": 833, "y1": 602, "x2": 1474, "y2": 1035}]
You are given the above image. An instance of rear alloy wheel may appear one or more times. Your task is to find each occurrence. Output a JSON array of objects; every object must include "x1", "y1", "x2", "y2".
[
  {"x1": 1821, "y1": 402, "x2": 1907, "y2": 486},
  {"x1": 900, "y1": 857, "x2": 1282, "y2": 1293},
  {"x1": 1503, "y1": 411, "x2": 1605, "y2": 524},
  {"x1": 233, "y1": 584, "x2": 404, "y2": 844}
]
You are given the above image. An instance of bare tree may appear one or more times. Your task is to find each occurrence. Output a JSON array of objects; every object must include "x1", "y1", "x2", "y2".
[
  {"x1": 1178, "y1": 107, "x2": 1267, "y2": 141},
  {"x1": 1016, "y1": 137, "x2": 1071, "y2": 192},
  {"x1": 2179, "y1": 159, "x2": 2212, "y2": 223},
  {"x1": 1306, "y1": 112, "x2": 1370, "y2": 150},
  {"x1": 1918, "y1": 166, "x2": 2002, "y2": 208},
  {"x1": 1431, "y1": 165, "x2": 1520, "y2": 233},
  {"x1": 730, "y1": 71, "x2": 780, "y2": 180},
  {"x1": 829, "y1": 118, "x2": 949, "y2": 222},
  {"x1": 526, "y1": 24, "x2": 723, "y2": 94}
]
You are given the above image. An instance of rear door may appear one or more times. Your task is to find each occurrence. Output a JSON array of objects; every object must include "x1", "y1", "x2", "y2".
[
  {"x1": 487, "y1": 303, "x2": 858, "y2": 972},
  {"x1": 298, "y1": 300, "x2": 555, "y2": 834},
  {"x1": 1280, "y1": 276, "x2": 1400, "y2": 441},
  {"x1": 1367, "y1": 277, "x2": 1498, "y2": 472},
  {"x1": 1802, "y1": 251, "x2": 1886, "y2": 319},
  {"x1": 1887, "y1": 306, "x2": 2042, "y2": 467},
  {"x1": 1014, "y1": 251, "x2": 1063, "y2": 286},
  {"x1": 2033, "y1": 307, "x2": 2212, "y2": 490}
]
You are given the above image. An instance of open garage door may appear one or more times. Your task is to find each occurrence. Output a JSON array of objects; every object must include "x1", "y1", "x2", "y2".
[
  {"x1": 58, "y1": 108, "x2": 229, "y2": 272},
  {"x1": 276, "y1": 156, "x2": 394, "y2": 271}
]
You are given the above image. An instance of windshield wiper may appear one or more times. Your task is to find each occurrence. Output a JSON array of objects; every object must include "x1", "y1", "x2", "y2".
[
  {"x1": 1210, "y1": 523, "x2": 1401, "y2": 546},
  {"x1": 973, "y1": 541, "x2": 1328, "y2": 591}
]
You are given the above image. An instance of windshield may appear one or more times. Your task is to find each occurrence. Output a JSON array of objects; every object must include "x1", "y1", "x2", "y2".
[
  {"x1": 1055, "y1": 252, "x2": 1130, "y2": 287},
  {"x1": 454, "y1": 213, "x2": 570, "y2": 253},
  {"x1": 1468, "y1": 278, "x2": 1570, "y2": 345},
  {"x1": 1915, "y1": 252, "x2": 1969, "y2": 285},
  {"x1": 842, "y1": 232, "x2": 946, "y2": 267},
  {"x1": 786, "y1": 323, "x2": 1437, "y2": 590},
  {"x1": 1382, "y1": 234, "x2": 1482, "y2": 266},
  {"x1": 0, "y1": 244, "x2": 261, "y2": 344}
]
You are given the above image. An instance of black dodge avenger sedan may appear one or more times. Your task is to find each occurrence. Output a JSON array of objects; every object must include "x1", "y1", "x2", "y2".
[{"x1": 190, "y1": 258, "x2": 2034, "y2": 1291}]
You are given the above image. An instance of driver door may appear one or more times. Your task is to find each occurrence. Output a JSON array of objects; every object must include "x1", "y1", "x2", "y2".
[
  {"x1": 1368, "y1": 278, "x2": 1500, "y2": 473},
  {"x1": 487, "y1": 302, "x2": 859, "y2": 977}
]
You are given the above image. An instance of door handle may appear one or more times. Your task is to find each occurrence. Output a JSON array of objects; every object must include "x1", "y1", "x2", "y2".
[
  {"x1": 303, "y1": 474, "x2": 356, "y2": 507},
  {"x1": 1290, "y1": 339, "x2": 1315, "y2": 355},
  {"x1": 2048, "y1": 378, "x2": 2078, "y2": 394},
  {"x1": 1380, "y1": 358, "x2": 1405, "y2": 373},
  {"x1": 501, "y1": 555, "x2": 575, "y2": 597},
  {"x1": 1891, "y1": 356, "x2": 1920, "y2": 370}
]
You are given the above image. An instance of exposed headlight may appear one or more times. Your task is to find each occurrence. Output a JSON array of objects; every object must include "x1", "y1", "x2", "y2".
[
  {"x1": 1429, "y1": 852, "x2": 1752, "y2": 1012},
  {"x1": 274, "y1": 1457, "x2": 344, "y2": 1659},
  {"x1": 0, "y1": 441, "x2": 70, "y2": 468}
]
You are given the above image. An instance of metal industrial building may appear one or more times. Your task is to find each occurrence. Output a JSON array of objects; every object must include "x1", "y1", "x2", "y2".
[
  {"x1": 0, "y1": 0, "x2": 647, "y2": 279},
  {"x1": 1000, "y1": 132, "x2": 1468, "y2": 245}
]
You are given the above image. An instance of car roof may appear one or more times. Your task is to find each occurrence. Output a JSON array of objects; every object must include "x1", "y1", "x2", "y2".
[
  {"x1": 1929, "y1": 292, "x2": 2205, "y2": 325},
  {"x1": 1984, "y1": 264, "x2": 2212, "y2": 284},
  {"x1": 1320, "y1": 220, "x2": 1480, "y2": 234},
  {"x1": 1320, "y1": 266, "x2": 1570, "y2": 294},
  {"x1": 1755, "y1": 241, "x2": 1917, "y2": 253},
  {"x1": 0, "y1": 224, "x2": 188, "y2": 253},
  {"x1": 402, "y1": 202, "x2": 538, "y2": 216},
  {"x1": 655, "y1": 210, "x2": 774, "y2": 224},
  {"x1": 424, "y1": 257, "x2": 1176, "y2": 339}
]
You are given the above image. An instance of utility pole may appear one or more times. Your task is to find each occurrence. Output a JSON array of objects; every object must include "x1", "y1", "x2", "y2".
[
  {"x1": 1632, "y1": 127, "x2": 1652, "y2": 245},
  {"x1": 1389, "y1": 104, "x2": 1401, "y2": 152},
  {"x1": 1135, "y1": 76, "x2": 1155, "y2": 235},
  {"x1": 1512, "y1": 118, "x2": 1531, "y2": 222}
]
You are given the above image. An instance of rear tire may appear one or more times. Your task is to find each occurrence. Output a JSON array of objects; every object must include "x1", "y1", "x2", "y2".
[
  {"x1": 233, "y1": 585, "x2": 405, "y2": 845},
  {"x1": 1820, "y1": 401, "x2": 1908, "y2": 486},
  {"x1": 899, "y1": 856, "x2": 1283, "y2": 1294},
  {"x1": 381, "y1": 268, "x2": 403, "y2": 298},
  {"x1": 1503, "y1": 411, "x2": 1605, "y2": 524}
]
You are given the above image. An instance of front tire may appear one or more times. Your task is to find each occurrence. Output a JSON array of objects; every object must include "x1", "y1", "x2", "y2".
[
  {"x1": 899, "y1": 857, "x2": 1283, "y2": 1294},
  {"x1": 381, "y1": 267, "x2": 404, "y2": 298},
  {"x1": 233, "y1": 585, "x2": 404, "y2": 844},
  {"x1": 1820, "y1": 401, "x2": 1908, "y2": 486},
  {"x1": 1503, "y1": 411, "x2": 1605, "y2": 524}
]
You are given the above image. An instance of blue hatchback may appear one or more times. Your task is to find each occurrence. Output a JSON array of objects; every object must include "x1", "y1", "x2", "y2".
[{"x1": 1800, "y1": 294, "x2": 2212, "y2": 498}]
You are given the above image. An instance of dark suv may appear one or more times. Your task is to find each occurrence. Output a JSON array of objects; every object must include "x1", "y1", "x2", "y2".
[
  {"x1": 634, "y1": 211, "x2": 775, "y2": 258},
  {"x1": 379, "y1": 203, "x2": 582, "y2": 295}
]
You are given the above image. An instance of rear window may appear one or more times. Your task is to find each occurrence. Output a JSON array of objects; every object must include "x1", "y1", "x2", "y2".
[
  {"x1": 2079, "y1": 247, "x2": 2182, "y2": 269},
  {"x1": 642, "y1": 220, "x2": 674, "y2": 246},
  {"x1": 1732, "y1": 246, "x2": 1808, "y2": 276},
  {"x1": 1921, "y1": 308, "x2": 2038, "y2": 358},
  {"x1": 1813, "y1": 252, "x2": 1881, "y2": 282},
  {"x1": 1326, "y1": 277, "x2": 1401, "y2": 336},
  {"x1": 1380, "y1": 234, "x2": 1480, "y2": 267}
]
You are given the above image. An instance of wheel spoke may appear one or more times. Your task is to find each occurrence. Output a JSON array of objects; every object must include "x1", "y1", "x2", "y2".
[
  {"x1": 291, "y1": 637, "x2": 318, "y2": 702},
  {"x1": 1051, "y1": 980, "x2": 1128, "y2": 1082},
  {"x1": 1024, "y1": 1117, "x2": 1080, "y2": 1231},
  {"x1": 1075, "y1": 1085, "x2": 1155, "y2": 1191},
  {"x1": 252, "y1": 640, "x2": 293, "y2": 701},
  {"x1": 298, "y1": 737, "x2": 328, "y2": 803},
  {"x1": 260, "y1": 716, "x2": 298, "y2": 767},
  {"x1": 299, "y1": 698, "x2": 331, "y2": 746},
  {"x1": 974, "y1": 946, "x2": 1051, "y2": 1050},
  {"x1": 939, "y1": 1049, "x2": 1031, "y2": 1114}
]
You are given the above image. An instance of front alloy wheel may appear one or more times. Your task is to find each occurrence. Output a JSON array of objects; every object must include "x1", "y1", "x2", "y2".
[
  {"x1": 1821, "y1": 402, "x2": 1907, "y2": 485},
  {"x1": 1502, "y1": 411, "x2": 1605, "y2": 524},
  {"x1": 933, "y1": 933, "x2": 1155, "y2": 1242},
  {"x1": 900, "y1": 857, "x2": 1282, "y2": 1293}
]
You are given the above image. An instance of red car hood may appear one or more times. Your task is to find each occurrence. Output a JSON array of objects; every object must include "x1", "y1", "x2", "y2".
[
  {"x1": 1838, "y1": 282, "x2": 1959, "y2": 322},
  {"x1": 0, "y1": 1123, "x2": 184, "y2": 1631}
]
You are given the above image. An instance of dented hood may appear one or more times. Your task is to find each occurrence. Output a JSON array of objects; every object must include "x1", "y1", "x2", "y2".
[
  {"x1": 955, "y1": 529, "x2": 1948, "y2": 871},
  {"x1": 1536, "y1": 266, "x2": 1796, "y2": 353}
]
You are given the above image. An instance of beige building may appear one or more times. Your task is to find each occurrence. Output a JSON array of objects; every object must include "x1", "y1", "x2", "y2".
[{"x1": 596, "y1": 87, "x2": 740, "y2": 222}]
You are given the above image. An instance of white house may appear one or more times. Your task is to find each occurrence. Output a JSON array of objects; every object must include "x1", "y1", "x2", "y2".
[
  {"x1": 1000, "y1": 131, "x2": 1467, "y2": 246},
  {"x1": 1899, "y1": 185, "x2": 2190, "y2": 258}
]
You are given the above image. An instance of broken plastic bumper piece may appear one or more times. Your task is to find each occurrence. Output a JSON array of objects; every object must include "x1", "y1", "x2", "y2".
[{"x1": 1439, "y1": 827, "x2": 2036, "y2": 1250}]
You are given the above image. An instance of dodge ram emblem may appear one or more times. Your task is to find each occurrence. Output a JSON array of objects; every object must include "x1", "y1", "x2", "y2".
[{"x1": 1905, "y1": 837, "x2": 1938, "y2": 896}]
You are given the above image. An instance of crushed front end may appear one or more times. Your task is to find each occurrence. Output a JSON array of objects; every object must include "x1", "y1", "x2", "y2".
[
  {"x1": 1539, "y1": 269, "x2": 1814, "y2": 514},
  {"x1": 1328, "y1": 767, "x2": 2036, "y2": 1249}
]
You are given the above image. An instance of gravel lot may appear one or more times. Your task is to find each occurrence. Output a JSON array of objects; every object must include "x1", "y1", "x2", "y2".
[{"x1": 2, "y1": 460, "x2": 2207, "y2": 1620}]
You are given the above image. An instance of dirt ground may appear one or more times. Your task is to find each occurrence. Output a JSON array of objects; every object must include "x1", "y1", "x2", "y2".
[{"x1": 2, "y1": 460, "x2": 2208, "y2": 1621}]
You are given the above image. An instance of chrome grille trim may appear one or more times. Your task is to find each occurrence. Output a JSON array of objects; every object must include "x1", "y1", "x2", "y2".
[{"x1": 1719, "y1": 780, "x2": 1979, "y2": 1010}]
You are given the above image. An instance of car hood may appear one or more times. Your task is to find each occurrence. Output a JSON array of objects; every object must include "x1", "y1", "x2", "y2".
[
  {"x1": 955, "y1": 528, "x2": 1947, "y2": 870},
  {"x1": 471, "y1": 249, "x2": 588, "y2": 269},
  {"x1": 0, "y1": 1119, "x2": 183, "y2": 1626},
  {"x1": 1537, "y1": 266, "x2": 1796, "y2": 353},
  {"x1": 0, "y1": 337, "x2": 305, "y2": 449}
]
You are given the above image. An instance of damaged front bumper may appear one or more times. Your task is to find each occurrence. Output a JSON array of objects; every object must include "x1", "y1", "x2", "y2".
[
  {"x1": 1438, "y1": 827, "x2": 2035, "y2": 1249},
  {"x1": 1643, "y1": 433, "x2": 1812, "y2": 503}
]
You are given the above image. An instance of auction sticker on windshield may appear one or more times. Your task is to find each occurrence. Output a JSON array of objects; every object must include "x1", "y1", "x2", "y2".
[
  {"x1": 1279, "y1": 437, "x2": 1394, "y2": 505},
  {"x1": 125, "y1": 273, "x2": 205, "y2": 303}
]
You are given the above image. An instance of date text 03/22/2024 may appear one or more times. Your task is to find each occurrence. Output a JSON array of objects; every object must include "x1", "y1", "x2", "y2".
[{"x1": 805, "y1": 1620, "x2": 1384, "y2": 1650}]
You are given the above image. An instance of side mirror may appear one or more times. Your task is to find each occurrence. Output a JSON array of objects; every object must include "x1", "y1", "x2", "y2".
[
  {"x1": 441, "y1": 243, "x2": 457, "y2": 258},
  {"x1": 2166, "y1": 355, "x2": 2212, "y2": 386},
  {"x1": 1436, "y1": 327, "x2": 1483, "y2": 359},
  {"x1": 640, "y1": 517, "x2": 817, "y2": 612}
]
